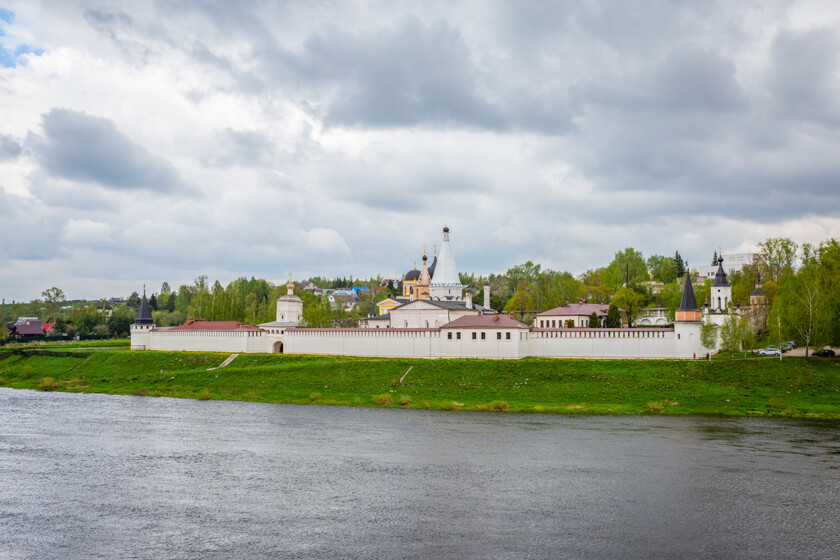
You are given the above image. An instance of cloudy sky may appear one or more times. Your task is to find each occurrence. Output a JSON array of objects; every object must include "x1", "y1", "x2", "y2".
[{"x1": 1, "y1": 1, "x2": 839, "y2": 301}]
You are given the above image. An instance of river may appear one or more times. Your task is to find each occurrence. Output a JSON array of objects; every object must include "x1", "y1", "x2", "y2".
[{"x1": 0, "y1": 388, "x2": 838, "y2": 559}]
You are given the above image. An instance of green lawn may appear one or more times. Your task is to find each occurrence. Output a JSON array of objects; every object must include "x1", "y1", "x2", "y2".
[{"x1": 1, "y1": 344, "x2": 838, "y2": 418}]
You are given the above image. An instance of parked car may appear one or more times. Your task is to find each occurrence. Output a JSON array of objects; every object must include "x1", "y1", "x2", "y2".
[
  {"x1": 812, "y1": 348, "x2": 836, "y2": 357},
  {"x1": 758, "y1": 347, "x2": 781, "y2": 356},
  {"x1": 780, "y1": 342, "x2": 792, "y2": 352},
  {"x1": 786, "y1": 341, "x2": 796, "y2": 349}
]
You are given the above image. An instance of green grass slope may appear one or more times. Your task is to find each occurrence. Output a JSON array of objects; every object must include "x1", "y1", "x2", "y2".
[{"x1": 1, "y1": 345, "x2": 838, "y2": 418}]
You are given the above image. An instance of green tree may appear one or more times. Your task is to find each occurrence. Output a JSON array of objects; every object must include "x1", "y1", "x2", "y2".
[
  {"x1": 756, "y1": 237, "x2": 798, "y2": 283},
  {"x1": 106, "y1": 305, "x2": 135, "y2": 338},
  {"x1": 605, "y1": 248, "x2": 649, "y2": 288},
  {"x1": 647, "y1": 255, "x2": 677, "y2": 284},
  {"x1": 700, "y1": 319, "x2": 717, "y2": 356},
  {"x1": 41, "y1": 287, "x2": 66, "y2": 320},
  {"x1": 660, "y1": 282, "x2": 682, "y2": 322},
  {"x1": 773, "y1": 264, "x2": 828, "y2": 357},
  {"x1": 148, "y1": 293, "x2": 158, "y2": 311},
  {"x1": 588, "y1": 312, "x2": 600, "y2": 328},
  {"x1": 126, "y1": 291, "x2": 141, "y2": 311},
  {"x1": 160, "y1": 281, "x2": 171, "y2": 295},
  {"x1": 612, "y1": 286, "x2": 646, "y2": 327},
  {"x1": 719, "y1": 314, "x2": 744, "y2": 359},
  {"x1": 504, "y1": 280, "x2": 537, "y2": 321},
  {"x1": 0, "y1": 320, "x2": 7, "y2": 342},
  {"x1": 605, "y1": 304, "x2": 622, "y2": 328},
  {"x1": 674, "y1": 251, "x2": 686, "y2": 278}
]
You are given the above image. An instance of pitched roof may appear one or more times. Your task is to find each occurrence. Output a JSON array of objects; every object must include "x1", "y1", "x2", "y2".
[
  {"x1": 169, "y1": 320, "x2": 261, "y2": 331},
  {"x1": 678, "y1": 274, "x2": 699, "y2": 311},
  {"x1": 535, "y1": 303, "x2": 610, "y2": 317},
  {"x1": 711, "y1": 257, "x2": 730, "y2": 287},
  {"x1": 135, "y1": 292, "x2": 154, "y2": 325},
  {"x1": 14, "y1": 320, "x2": 44, "y2": 336},
  {"x1": 441, "y1": 314, "x2": 528, "y2": 329}
]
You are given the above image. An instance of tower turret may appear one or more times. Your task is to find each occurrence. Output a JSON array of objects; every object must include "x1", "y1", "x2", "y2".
[
  {"x1": 710, "y1": 257, "x2": 731, "y2": 312},
  {"x1": 429, "y1": 225, "x2": 463, "y2": 300},
  {"x1": 275, "y1": 276, "x2": 303, "y2": 324},
  {"x1": 675, "y1": 274, "x2": 701, "y2": 322},
  {"x1": 414, "y1": 253, "x2": 431, "y2": 300},
  {"x1": 130, "y1": 287, "x2": 154, "y2": 350}
]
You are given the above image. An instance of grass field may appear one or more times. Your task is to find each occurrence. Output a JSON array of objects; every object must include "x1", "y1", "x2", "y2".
[{"x1": 1, "y1": 341, "x2": 838, "y2": 418}]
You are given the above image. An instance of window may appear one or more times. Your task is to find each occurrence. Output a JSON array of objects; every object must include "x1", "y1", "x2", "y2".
[
  {"x1": 497, "y1": 332, "x2": 502, "y2": 340},
  {"x1": 506, "y1": 332, "x2": 511, "y2": 340},
  {"x1": 472, "y1": 332, "x2": 477, "y2": 340},
  {"x1": 552, "y1": 320, "x2": 556, "y2": 328},
  {"x1": 457, "y1": 332, "x2": 461, "y2": 340},
  {"x1": 481, "y1": 332, "x2": 486, "y2": 340},
  {"x1": 447, "y1": 332, "x2": 452, "y2": 340}
]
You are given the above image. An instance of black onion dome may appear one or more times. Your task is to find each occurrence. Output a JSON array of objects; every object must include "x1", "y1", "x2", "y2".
[
  {"x1": 443, "y1": 226, "x2": 449, "y2": 233},
  {"x1": 422, "y1": 254, "x2": 428, "y2": 262},
  {"x1": 404, "y1": 269, "x2": 421, "y2": 281},
  {"x1": 712, "y1": 257, "x2": 730, "y2": 287},
  {"x1": 135, "y1": 292, "x2": 154, "y2": 325}
]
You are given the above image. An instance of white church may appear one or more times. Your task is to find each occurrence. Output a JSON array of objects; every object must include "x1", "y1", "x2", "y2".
[{"x1": 131, "y1": 227, "x2": 714, "y2": 359}]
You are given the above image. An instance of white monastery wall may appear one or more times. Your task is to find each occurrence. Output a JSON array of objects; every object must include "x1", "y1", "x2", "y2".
[
  {"x1": 133, "y1": 324, "x2": 707, "y2": 359},
  {"x1": 143, "y1": 330, "x2": 269, "y2": 354},
  {"x1": 528, "y1": 329, "x2": 677, "y2": 359},
  {"x1": 284, "y1": 328, "x2": 439, "y2": 358}
]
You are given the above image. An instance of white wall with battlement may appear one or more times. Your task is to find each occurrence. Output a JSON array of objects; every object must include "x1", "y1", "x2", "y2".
[
  {"x1": 134, "y1": 328, "x2": 269, "y2": 354},
  {"x1": 133, "y1": 323, "x2": 707, "y2": 359}
]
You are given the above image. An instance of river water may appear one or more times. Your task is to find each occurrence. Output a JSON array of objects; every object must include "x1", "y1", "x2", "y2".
[{"x1": 0, "y1": 388, "x2": 838, "y2": 559}]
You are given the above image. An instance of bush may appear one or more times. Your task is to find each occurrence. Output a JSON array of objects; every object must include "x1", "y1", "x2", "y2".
[
  {"x1": 490, "y1": 400, "x2": 509, "y2": 411},
  {"x1": 37, "y1": 377, "x2": 60, "y2": 391},
  {"x1": 399, "y1": 394, "x2": 411, "y2": 405},
  {"x1": 372, "y1": 394, "x2": 392, "y2": 405}
]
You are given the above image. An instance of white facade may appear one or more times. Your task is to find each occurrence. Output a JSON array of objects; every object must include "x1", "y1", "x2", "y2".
[
  {"x1": 698, "y1": 253, "x2": 754, "y2": 280},
  {"x1": 132, "y1": 322, "x2": 707, "y2": 359}
]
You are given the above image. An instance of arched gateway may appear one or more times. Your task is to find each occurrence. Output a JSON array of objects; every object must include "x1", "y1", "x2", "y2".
[{"x1": 272, "y1": 341, "x2": 284, "y2": 354}]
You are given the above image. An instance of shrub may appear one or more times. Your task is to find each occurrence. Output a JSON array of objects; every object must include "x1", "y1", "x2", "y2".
[
  {"x1": 646, "y1": 401, "x2": 664, "y2": 414},
  {"x1": 399, "y1": 394, "x2": 411, "y2": 406},
  {"x1": 37, "y1": 377, "x2": 60, "y2": 391},
  {"x1": 372, "y1": 394, "x2": 392, "y2": 405},
  {"x1": 490, "y1": 400, "x2": 509, "y2": 411}
]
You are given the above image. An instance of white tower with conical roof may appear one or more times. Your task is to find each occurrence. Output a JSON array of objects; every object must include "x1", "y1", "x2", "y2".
[{"x1": 429, "y1": 226, "x2": 463, "y2": 300}]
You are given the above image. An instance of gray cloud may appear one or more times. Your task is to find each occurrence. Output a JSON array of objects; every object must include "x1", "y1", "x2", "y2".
[
  {"x1": 30, "y1": 108, "x2": 182, "y2": 192},
  {"x1": 3, "y1": 0, "x2": 840, "y2": 301},
  {"x1": 0, "y1": 134, "x2": 22, "y2": 160},
  {"x1": 201, "y1": 128, "x2": 275, "y2": 168},
  {"x1": 769, "y1": 28, "x2": 840, "y2": 126}
]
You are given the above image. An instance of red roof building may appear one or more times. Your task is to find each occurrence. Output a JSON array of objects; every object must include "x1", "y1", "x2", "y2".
[{"x1": 441, "y1": 314, "x2": 528, "y2": 329}]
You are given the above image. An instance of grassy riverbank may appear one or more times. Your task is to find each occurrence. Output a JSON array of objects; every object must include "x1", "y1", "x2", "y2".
[{"x1": 1, "y1": 342, "x2": 839, "y2": 418}]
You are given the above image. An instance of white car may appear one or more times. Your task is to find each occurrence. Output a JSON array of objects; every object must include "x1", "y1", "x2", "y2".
[{"x1": 758, "y1": 347, "x2": 781, "y2": 356}]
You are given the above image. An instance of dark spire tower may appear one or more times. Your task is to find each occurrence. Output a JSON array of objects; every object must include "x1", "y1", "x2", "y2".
[{"x1": 675, "y1": 274, "x2": 701, "y2": 322}]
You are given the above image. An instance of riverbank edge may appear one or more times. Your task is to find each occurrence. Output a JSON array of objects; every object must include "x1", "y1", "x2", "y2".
[{"x1": 1, "y1": 346, "x2": 839, "y2": 419}]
